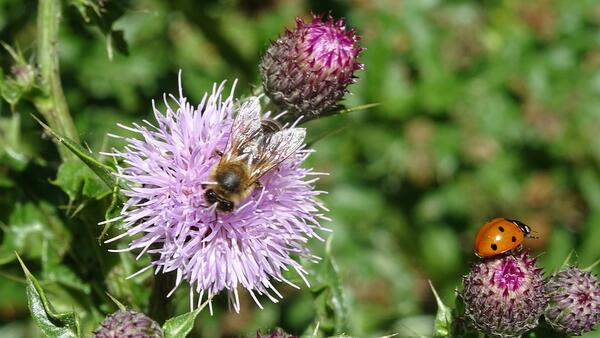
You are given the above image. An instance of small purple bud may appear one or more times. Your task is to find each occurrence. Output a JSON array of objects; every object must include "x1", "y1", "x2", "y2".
[
  {"x1": 93, "y1": 310, "x2": 164, "y2": 338},
  {"x1": 256, "y1": 328, "x2": 297, "y2": 338},
  {"x1": 10, "y1": 64, "x2": 35, "y2": 89},
  {"x1": 260, "y1": 14, "x2": 363, "y2": 121},
  {"x1": 544, "y1": 266, "x2": 600, "y2": 336},
  {"x1": 461, "y1": 252, "x2": 546, "y2": 337}
]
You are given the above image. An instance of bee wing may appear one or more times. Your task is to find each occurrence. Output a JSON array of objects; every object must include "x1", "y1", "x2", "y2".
[
  {"x1": 222, "y1": 97, "x2": 263, "y2": 161},
  {"x1": 248, "y1": 127, "x2": 306, "y2": 183}
]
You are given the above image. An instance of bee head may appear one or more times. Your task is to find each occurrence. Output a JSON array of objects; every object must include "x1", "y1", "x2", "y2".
[
  {"x1": 204, "y1": 189, "x2": 218, "y2": 204},
  {"x1": 204, "y1": 189, "x2": 235, "y2": 212},
  {"x1": 217, "y1": 199, "x2": 234, "y2": 212}
]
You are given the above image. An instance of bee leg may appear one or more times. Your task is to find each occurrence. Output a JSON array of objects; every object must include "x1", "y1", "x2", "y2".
[
  {"x1": 213, "y1": 211, "x2": 219, "y2": 224},
  {"x1": 212, "y1": 149, "x2": 223, "y2": 158},
  {"x1": 254, "y1": 181, "x2": 263, "y2": 189}
]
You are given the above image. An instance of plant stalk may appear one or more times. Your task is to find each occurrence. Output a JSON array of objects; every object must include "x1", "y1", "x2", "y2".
[
  {"x1": 148, "y1": 268, "x2": 176, "y2": 324},
  {"x1": 35, "y1": 0, "x2": 80, "y2": 159}
]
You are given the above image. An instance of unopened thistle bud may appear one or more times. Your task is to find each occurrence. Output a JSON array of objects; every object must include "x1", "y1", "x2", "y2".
[
  {"x1": 93, "y1": 310, "x2": 164, "y2": 338},
  {"x1": 461, "y1": 252, "x2": 546, "y2": 337},
  {"x1": 10, "y1": 63, "x2": 35, "y2": 90},
  {"x1": 256, "y1": 328, "x2": 297, "y2": 338},
  {"x1": 544, "y1": 266, "x2": 600, "y2": 336},
  {"x1": 260, "y1": 14, "x2": 363, "y2": 121}
]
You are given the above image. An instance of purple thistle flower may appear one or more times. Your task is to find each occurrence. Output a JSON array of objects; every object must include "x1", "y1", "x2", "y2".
[
  {"x1": 260, "y1": 14, "x2": 363, "y2": 121},
  {"x1": 461, "y1": 252, "x2": 546, "y2": 337},
  {"x1": 104, "y1": 74, "x2": 328, "y2": 312}
]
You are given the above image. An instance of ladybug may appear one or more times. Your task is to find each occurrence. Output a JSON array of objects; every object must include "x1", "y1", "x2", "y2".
[{"x1": 474, "y1": 218, "x2": 532, "y2": 257}]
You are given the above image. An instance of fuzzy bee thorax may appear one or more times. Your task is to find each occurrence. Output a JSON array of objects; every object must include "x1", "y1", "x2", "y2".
[{"x1": 213, "y1": 162, "x2": 250, "y2": 194}]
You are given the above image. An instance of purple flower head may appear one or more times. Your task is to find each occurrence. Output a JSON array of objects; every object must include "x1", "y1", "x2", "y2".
[
  {"x1": 461, "y1": 252, "x2": 546, "y2": 337},
  {"x1": 256, "y1": 328, "x2": 297, "y2": 338},
  {"x1": 94, "y1": 309, "x2": 163, "y2": 338},
  {"x1": 104, "y1": 74, "x2": 328, "y2": 312},
  {"x1": 260, "y1": 14, "x2": 363, "y2": 121},
  {"x1": 300, "y1": 15, "x2": 361, "y2": 73},
  {"x1": 545, "y1": 266, "x2": 600, "y2": 336}
]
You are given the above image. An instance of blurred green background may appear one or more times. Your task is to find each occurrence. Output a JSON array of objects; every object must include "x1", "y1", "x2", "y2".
[{"x1": 1, "y1": 0, "x2": 600, "y2": 337}]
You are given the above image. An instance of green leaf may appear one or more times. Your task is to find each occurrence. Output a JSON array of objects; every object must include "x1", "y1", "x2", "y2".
[
  {"x1": 308, "y1": 237, "x2": 348, "y2": 336},
  {"x1": 68, "y1": 0, "x2": 129, "y2": 59},
  {"x1": 0, "y1": 76, "x2": 23, "y2": 108},
  {"x1": 53, "y1": 159, "x2": 112, "y2": 202},
  {"x1": 334, "y1": 102, "x2": 381, "y2": 116},
  {"x1": 16, "y1": 254, "x2": 81, "y2": 338},
  {"x1": 42, "y1": 240, "x2": 90, "y2": 294},
  {"x1": 104, "y1": 249, "x2": 152, "y2": 311},
  {"x1": 0, "y1": 202, "x2": 70, "y2": 265},
  {"x1": 0, "y1": 114, "x2": 30, "y2": 171},
  {"x1": 106, "y1": 30, "x2": 130, "y2": 60},
  {"x1": 32, "y1": 115, "x2": 126, "y2": 199},
  {"x1": 0, "y1": 171, "x2": 14, "y2": 188},
  {"x1": 99, "y1": 162, "x2": 125, "y2": 241},
  {"x1": 105, "y1": 293, "x2": 127, "y2": 311},
  {"x1": 429, "y1": 281, "x2": 452, "y2": 338},
  {"x1": 162, "y1": 301, "x2": 208, "y2": 338},
  {"x1": 290, "y1": 102, "x2": 381, "y2": 125}
]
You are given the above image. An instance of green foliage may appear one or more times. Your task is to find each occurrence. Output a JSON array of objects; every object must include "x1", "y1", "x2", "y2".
[
  {"x1": 17, "y1": 255, "x2": 81, "y2": 338},
  {"x1": 68, "y1": 0, "x2": 130, "y2": 59},
  {"x1": 0, "y1": 202, "x2": 70, "y2": 265},
  {"x1": 162, "y1": 306, "x2": 204, "y2": 338},
  {"x1": 34, "y1": 117, "x2": 119, "y2": 192},
  {"x1": 306, "y1": 238, "x2": 348, "y2": 337},
  {"x1": 430, "y1": 282, "x2": 451, "y2": 338},
  {"x1": 54, "y1": 160, "x2": 111, "y2": 202}
]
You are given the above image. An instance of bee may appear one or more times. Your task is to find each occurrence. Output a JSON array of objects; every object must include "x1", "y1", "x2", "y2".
[{"x1": 203, "y1": 98, "x2": 306, "y2": 213}]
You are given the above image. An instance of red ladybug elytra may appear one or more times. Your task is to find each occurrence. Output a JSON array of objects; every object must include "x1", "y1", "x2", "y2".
[{"x1": 474, "y1": 218, "x2": 532, "y2": 258}]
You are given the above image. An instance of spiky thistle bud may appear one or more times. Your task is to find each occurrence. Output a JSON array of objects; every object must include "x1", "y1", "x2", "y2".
[
  {"x1": 260, "y1": 14, "x2": 363, "y2": 121},
  {"x1": 544, "y1": 266, "x2": 600, "y2": 336},
  {"x1": 93, "y1": 310, "x2": 164, "y2": 338},
  {"x1": 10, "y1": 63, "x2": 35, "y2": 89},
  {"x1": 256, "y1": 328, "x2": 297, "y2": 338},
  {"x1": 461, "y1": 252, "x2": 546, "y2": 337}
]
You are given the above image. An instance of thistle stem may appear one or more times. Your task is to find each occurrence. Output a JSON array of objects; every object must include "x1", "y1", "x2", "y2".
[
  {"x1": 35, "y1": 0, "x2": 79, "y2": 159},
  {"x1": 148, "y1": 269, "x2": 175, "y2": 324}
]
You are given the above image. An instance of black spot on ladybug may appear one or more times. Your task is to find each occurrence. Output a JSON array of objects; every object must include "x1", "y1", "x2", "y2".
[
  {"x1": 498, "y1": 226, "x2": 505, "y2": 232},
  {"x1": 491, "y1": 243, "x2": 498, "y2": 251},
  {"x1": 512, "y1": 236, "x2": 517, "y2": 242}
]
